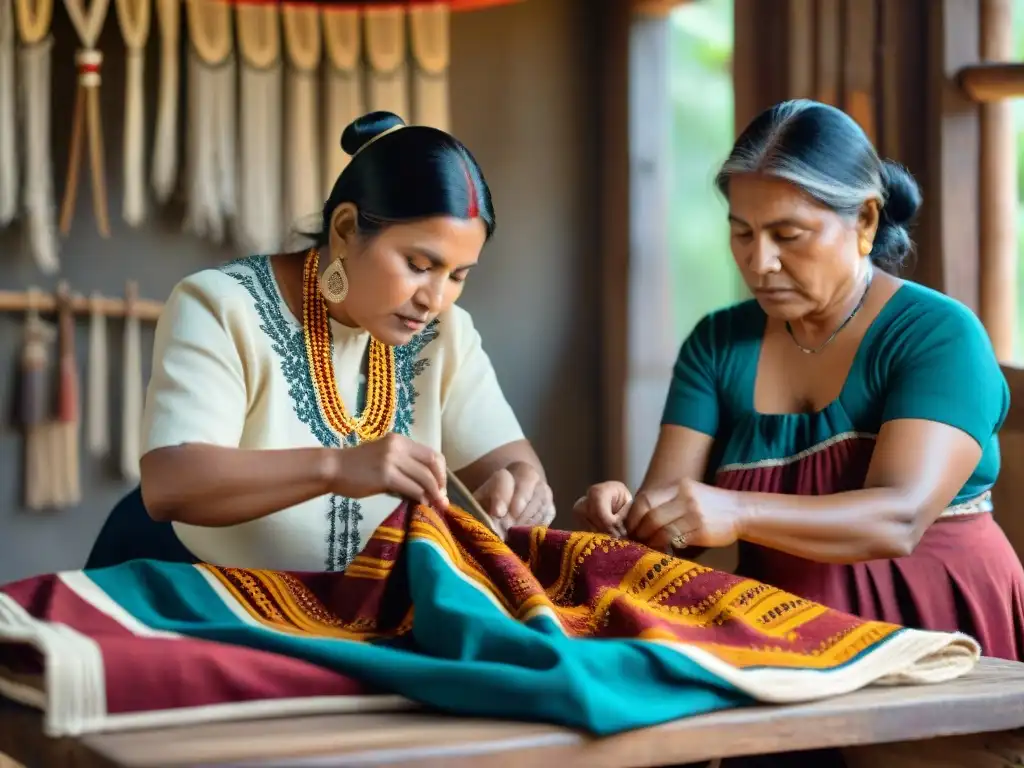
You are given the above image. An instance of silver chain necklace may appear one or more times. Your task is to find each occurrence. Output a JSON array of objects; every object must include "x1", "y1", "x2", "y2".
[{"x1": 785, "y1": 268, "x2": 874, "y2": 355}]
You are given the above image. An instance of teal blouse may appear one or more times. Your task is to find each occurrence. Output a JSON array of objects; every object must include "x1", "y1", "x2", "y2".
[{"x1": 661, "y1": 281, "x2": 1009, "y2": 504}]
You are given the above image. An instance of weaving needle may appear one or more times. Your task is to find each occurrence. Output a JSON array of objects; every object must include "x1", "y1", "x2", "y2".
[{"x1": 445, "y1": 467, "x2": 502, "y2": 537}]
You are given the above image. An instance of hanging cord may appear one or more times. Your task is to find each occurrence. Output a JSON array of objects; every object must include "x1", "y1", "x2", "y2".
[
  {"x1": 150, "y1": 0, "x2": 177, "y2": 203},
  {"x1": 120, "y1": 281, "x2": 142, "y2": 482},
  {"x1": 86, "y1": 291, "x2": 109, "y2": 457},
  {"x1": 115, "y1": 0, "x2": 150, "y2": 226},
  {"x1": 58, "y1": 0, "x2": 112, "y2": 237},
  {"x1": 0, "y1": 0, "x2": 19, "y2": 226},
  {"x1": 20, "y1": 288, "x2": 56, "y2": 510},
  {"x1": 15, "y1": 0, "x2": 59, "y2": 272}
]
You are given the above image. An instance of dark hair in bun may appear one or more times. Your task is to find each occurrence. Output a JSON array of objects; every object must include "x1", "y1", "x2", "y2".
[
  {"x1": 716, "y1": 99, "x2": 922, "y2": 273},
  {"x1": 317, "y1": 111, "x2": 495, "y2": 244}
]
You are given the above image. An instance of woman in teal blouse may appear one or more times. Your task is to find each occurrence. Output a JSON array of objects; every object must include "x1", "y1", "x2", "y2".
[{"x1": 576, "y1": 99, "x2": 1024, "y2": 661}]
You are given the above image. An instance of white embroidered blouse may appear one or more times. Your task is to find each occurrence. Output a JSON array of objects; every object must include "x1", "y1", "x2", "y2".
[{"x1": 141, "y1": 255, "x2": 524, "y2": 571}]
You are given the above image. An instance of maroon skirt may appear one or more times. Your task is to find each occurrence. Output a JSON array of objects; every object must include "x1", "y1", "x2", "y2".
[{"x1": 736, "y1": 513, "x2": 1024, "y2": 661}]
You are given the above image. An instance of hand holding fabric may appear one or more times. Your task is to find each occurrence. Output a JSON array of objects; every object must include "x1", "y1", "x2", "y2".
[
  {"x1": 572, "y1": 481, "x2": 632, "y2": 538},
  {"x1": 625, "y1": 479, "x2": 743, "y2": 552},
  {"x1": 474, "y1": 461, "x2": 555, "y2": 535}
]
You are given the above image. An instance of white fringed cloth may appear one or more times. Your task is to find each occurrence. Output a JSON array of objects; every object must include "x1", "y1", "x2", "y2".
[
  {"x1": 409, "y1": 4, "x2": 451, "y2": 131},
  {"x1": 235, "y1": 1, "x2": 281, "y2": 254},
  {"x1": 281, "y1": 3, "x2": 320, "y2": 231},
  {"x1": 183, "y1": 0, "x2": 235, "y2": 244},
  {"x1": 321, "y1": 7, "x2": 363, "y2": 197},
  {"x1": 364, "y1": 7, "x2": 408, "y2": 119}
]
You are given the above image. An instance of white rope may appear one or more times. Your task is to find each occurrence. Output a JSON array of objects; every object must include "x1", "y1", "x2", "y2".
[
  {"x1": 120, "y1": 307, "x2": 141, "y2": 482},
  {"x1": 409, "y1": 4, "x2": 450, "y2": 131},
  {"x1": 86, "y1": 294, "x2": 108, "y2": 457},
  {"x1": 364, "y1": 7, "x2": 408, "y2": 119},
  {"x1": 282, "y1": 4, "x2": 320, "y2": 231},
  {"x1": 18, "y1": 38, "x2": 58, "y2": 273},
  {"x1": 322, "y1": 7, "x2": 361, "y2": 198},
  {"x1": 0, "y1": 0, "x2": 19, "y2": 227},
  {"x1": 150, "y1": 0, "x2": 177, "y2": 203},
  {"x1": 115, "y1": 0, "x2": 150, "y2": 226}
]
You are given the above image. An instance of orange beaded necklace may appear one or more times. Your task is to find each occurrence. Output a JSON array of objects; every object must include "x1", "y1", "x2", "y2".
[{"x1": 302, "y1": 248, "x2": 397, "y2": 442}]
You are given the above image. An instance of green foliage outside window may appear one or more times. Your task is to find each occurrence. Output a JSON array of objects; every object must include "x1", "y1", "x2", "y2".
[{"x1": 668, "y1": 0, "x2": 740, "y2": 340}]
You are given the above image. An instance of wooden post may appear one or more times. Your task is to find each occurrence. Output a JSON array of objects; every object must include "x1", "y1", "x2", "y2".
[
  {"x1": 597, "y1": 0, "x2": 631, "y2": 484},
  {"x1": 917, "y1": 0, "x2": 980, "y2": 310},
  {"x1": 978, "y1": 0, "x2": 1017, "y2": 361}
]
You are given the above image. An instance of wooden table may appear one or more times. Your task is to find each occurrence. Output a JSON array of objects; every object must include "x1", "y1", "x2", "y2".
[{"x1": 1, "y1": 657, "x2": 1023, "y2": 767}]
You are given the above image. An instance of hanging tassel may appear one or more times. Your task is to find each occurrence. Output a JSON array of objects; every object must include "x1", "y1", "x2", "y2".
[
  {"x1": 19, "y1": 289, "x2": 55, "y2": 510},
  {"x1": 281, "y1": 3, "x2": 320, "y2": 232},
  {"x1": 0, "y1": 0, "x2": 19, "y2": 226},
  {"x1": 150, "y1": 0, "x2": 177, "y2": 204},
  {"x1": 364, "y1": 7, "x2": 409, "y2": 119},
  {"x1": 409, "y1": 4, "x2": 451, "y2": 131},
  {"x1": 86, "y1": 292, "x2": 109, "y2": 457},
  {"x1": 121, "y1": 281, "x2": 142, "y2": 482},
  {"x1": 321, "y1": 7, "x2": 362, "y2": 198},
  {"x1": 58, "y1": 0, "x2": 112, "y2": 238},
  {"x1": 55, "y1": 282, "x2": 81, "y2": 508},
  {"x1": 183, "y1": 0, "x2": 234, "y2": 243},
  {"x1": 236, "y1": 1, "x2": 282, "y2": 254},
  {"x1": 115, "y1": 0, "x2": 151, "y2": 226},
  {"x1": 15, "y1": 0, "x2": 59, "y2": 273}
]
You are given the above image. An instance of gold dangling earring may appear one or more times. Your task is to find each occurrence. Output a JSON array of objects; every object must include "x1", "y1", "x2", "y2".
[{"x1": 320, "y1": 257, "x2": 349, "y2": 303}]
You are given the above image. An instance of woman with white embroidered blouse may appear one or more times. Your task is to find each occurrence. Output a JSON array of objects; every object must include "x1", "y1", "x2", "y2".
[{"x1": 133, "y1": 112, "x2": 555, "y2": 573}]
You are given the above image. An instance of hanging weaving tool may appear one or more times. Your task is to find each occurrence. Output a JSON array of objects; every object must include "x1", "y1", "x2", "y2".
[
  {"x1": 150, "y1": 0, "x2": 178, "y2": 204},
  {"x1": 321, "y1": 7, "x2": 362, "y2": 197},
  {"x1": 409, "y1": 4, "x2": 451, "y2": 131},
  {"x1": 364, "y1": 6, "x2": 409, "y2": 118},
  {"x1": 0, "y1": 0, "x2": 19, "y2": 226},
  {"x1": 115, "y1": 0, "x2": 150, "y2": 226},
  {"x1": 86, "y1": 291, "x2": 109, "y2": 457},
  {"x1": 59, "y1": 0, "x2": 112, "y2": 237},
  {"x1": 121, "y1": 280, "x2": 142, "y2": 481},
  {"x1": 183, "y1": 0, "x2": 234, "y2": 242},
  {"x1": 54, "y1": 282, "x2": 82, "y2": 508},
  {"x1": 281, "y1": 2, "x2": 320, "y2": 230},
  {"x1": 236, "y1": 0, "x2": 282, "y2": 253},
  {"x1": 14, "y1": 0, "x2": 58, "y2": 272},
  {"x1": 19, "y1": 289, "x2": 56, "y2": 510}
]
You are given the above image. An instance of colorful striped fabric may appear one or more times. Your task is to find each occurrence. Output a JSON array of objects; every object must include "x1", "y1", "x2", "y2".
[{"x1": 0, "y1": 503, "x2": 979, "y2": 737}]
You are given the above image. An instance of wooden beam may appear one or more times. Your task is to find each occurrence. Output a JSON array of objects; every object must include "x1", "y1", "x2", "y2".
[
  {"x1": 959, "y1": 63, "x2": 1024, "y2": 102},
  {"x1": 978, "y1": 0, "x2": 1018, "y2": 361}
]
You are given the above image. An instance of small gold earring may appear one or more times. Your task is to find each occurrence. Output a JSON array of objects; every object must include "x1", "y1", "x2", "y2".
[
  {"x1": 859, "y1": 238, "x2": 873, "y2": 256},
  {"x1": 320, "y1": 258, "x2": 349, "y2": 303}
]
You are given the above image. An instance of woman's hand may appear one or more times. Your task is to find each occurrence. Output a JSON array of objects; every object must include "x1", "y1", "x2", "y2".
[
  {"x1": 473, "y1": 461, "x2": 555, "y2": 534},
  {"x1": 625, "y1": 479, "x2": 744, "y2": 552},
  {"x1": 572, "y1": 481, "x2": 632, "y2": 537},
  {"x1": 329, "y1": 434, "x2": 448, "y2": 509}
]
